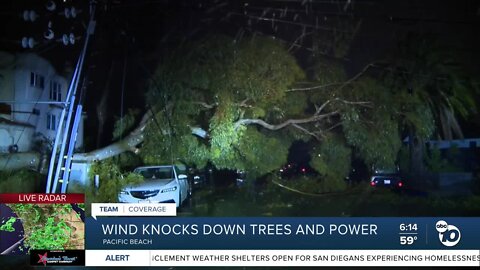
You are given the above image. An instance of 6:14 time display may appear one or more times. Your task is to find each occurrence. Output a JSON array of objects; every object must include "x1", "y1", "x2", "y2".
[{"x1": 399, "y1": 223, "x2": 417, "y2": 231}]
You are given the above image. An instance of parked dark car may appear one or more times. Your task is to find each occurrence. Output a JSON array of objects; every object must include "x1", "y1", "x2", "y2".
[
  {"x1": 370, "y1": 167, "x2": 404, "y2": 189},
  {"x1": 279, "y1": 163, "x2": 315, "y2": 179}
]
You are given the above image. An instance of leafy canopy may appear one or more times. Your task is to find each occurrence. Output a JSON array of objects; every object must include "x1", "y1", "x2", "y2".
[
  {"x1": 135, "y1": 34, "x2": 478, "y2": 187},
  {"x1": 142, "y1": 36, "x2": 305, "y2": 176}
]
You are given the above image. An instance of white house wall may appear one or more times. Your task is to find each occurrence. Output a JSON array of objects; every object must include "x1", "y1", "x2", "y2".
[
  {"x1": 36, "y1": 73, "x2": 69, "y2": 144},
  {"x1": 13, "y1": 55, "x2": 49, "y2": 126},
  {"x1": 0, "y1": 128, "x2": 13, "y2": 152},
  {"x1": 0, "y1": 52, "x2": 85, "y2": 153},
  {"x1": 0, "y1": 123, "x2": 34, "y2": 153}
]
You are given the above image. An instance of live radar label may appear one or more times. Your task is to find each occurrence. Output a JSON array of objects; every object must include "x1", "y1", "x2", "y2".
[{"x1": 0, "y1": 193, "x2": 84, "y2": 203}]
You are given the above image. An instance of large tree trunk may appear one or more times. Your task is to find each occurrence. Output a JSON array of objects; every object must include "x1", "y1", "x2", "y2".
[
  {"x1": 72, "y1": 110, "x2": 150, "y2": 162},
  {"x1": 0, "y1": 102, "x2": 338, "y2": 171},
  {"x1": 0, "y1": 111, "x2": 152, "y2": 172}
]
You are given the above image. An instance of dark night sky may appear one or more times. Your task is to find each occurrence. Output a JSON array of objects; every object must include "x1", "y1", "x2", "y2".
[{"x1": 1, "y1": 0, "x2": 480, "y2": 149}]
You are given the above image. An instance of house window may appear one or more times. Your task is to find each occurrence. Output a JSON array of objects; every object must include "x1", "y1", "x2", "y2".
[
  {"x1": 30, "y1": 72, "x2": 45, "y2": 89},
  {"x1": 47, "y1": 113, "x2": 56, "y2": 130},
  {"x1": 49, "y1": 81, "x2": 62, "y2": 101},
  {"x1": 32, "y1": 108, "x2": 40, "y2": 115}
]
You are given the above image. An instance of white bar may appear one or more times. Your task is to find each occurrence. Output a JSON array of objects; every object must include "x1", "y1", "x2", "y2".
[
  {"x1": 91, "y1": 203, "x2": 176, "y2": 220},
  {"x1": 85, "y1": 250, "x2": 480, "y2": 267}
]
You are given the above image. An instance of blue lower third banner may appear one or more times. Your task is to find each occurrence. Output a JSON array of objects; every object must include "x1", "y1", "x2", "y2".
[{"x1": 85, "y1": 217, "x2": 480, "y2": 267}]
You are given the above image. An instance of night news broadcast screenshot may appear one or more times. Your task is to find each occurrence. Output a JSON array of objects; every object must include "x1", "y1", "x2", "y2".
[{"x1": 1, "y1": 0, "x2": 480, "y2": 269}]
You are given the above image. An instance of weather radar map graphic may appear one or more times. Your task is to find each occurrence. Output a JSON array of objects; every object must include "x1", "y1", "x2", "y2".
[{"x1": 0, "y1": 202, "x2": 85, "y2": 255}]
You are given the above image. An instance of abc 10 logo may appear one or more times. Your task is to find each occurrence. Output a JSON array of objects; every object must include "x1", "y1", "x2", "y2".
[{"x1": 435, "y1": 220, "x2": 461, "y2": 247}]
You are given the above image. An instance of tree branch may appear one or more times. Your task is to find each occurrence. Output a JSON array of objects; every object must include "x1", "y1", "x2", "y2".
[
  {"x1": 291, "y1": 123, "x2": 323, "y2": 141},
  {"x1": 315, "y1": 99, "x2": 332, "y2": 114},
  {"x1": 72, "y1": 110, "x2": 153, "y2": 162},
  {"x1": 337, "y1": 63, "x2": 374, "y2": 91},
  {"x1": 234, "y1": 111, "x2": 338, "y2": 130},
  {"x1": 238, "y1": 98, "x2": 252, "y2": 108},
  {"x1": 192, "y1": 100, "x2": 253, "y2": 109},
  {"x1": 333, "y1": 98, "x2": 372, "y2": 108}
]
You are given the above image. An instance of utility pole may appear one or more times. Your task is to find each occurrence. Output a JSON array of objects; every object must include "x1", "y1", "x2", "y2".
[{"x1": 46, "y1": 1, "x2": 96, "y2": 194}]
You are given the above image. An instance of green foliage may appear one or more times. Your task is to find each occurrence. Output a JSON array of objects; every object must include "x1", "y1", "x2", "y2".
[
  {"x1": 138, "y1": 32, "x2": 478, "y2": 187},
  {"x1": 111, "y1": 152, "x2": 143, "y2": 171},
  {"x1": 143, "y1": 35, "x2": 304, "y2": 178},
  {"x1": 310, "y1": 137, "x2": 351, "y2": 191},
  {"x1": 310, "y1": 58, "x2": 347, "y2": 89},
  {"x1": 230, "y1": 37, "x2": 305, "y2": 105},
  {"x1": 385, "y1": 34, "x2": 478, "y2": 140},
  {"x1": 236, "y1": 129, "x2": 289, "y2": 178},
  {"x1": 141, "y1": 116, "x2": 210, "y2": 166},
  {"x1": 87, "y1": 159, "x2": 144, "y2": 203},
  {"x1": 0, "y1": 169, "x2": 44, "y2": 192},
  {"x1": 341, "y1": 78, "x2": 402, "y2": 168},
  {"x1": 278, "y1": 92, "x2": 308, "y2": 118},
  {"x1": 209, "y1": 104, "x2": 244, "y2": 168}
]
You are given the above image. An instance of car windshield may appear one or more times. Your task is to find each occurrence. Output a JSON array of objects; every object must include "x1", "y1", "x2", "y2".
[
  {"x1": 175, "y1": 165, "x2": 186, "y2": 175},
  {"x1": 136, "y1": 167, "x2": 174, "y2": 180}
]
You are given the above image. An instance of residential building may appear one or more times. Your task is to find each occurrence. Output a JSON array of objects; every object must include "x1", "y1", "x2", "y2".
[{"x1": 0, "y1": 52, "x2": 84, "y2": 153}]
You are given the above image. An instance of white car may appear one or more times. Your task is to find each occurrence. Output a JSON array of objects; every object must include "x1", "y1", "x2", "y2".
[{"x1": 118, "y1": 165, "x2": 190, "y2": 207}]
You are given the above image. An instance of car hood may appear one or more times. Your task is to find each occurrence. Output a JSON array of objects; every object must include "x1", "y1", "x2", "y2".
[{"x1": 123, "y1": 179, "x2": 176, "y2": 191}]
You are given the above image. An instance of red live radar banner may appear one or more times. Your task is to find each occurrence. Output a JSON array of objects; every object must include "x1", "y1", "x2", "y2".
[{"x1": 0, "y1": 193, "x2": 84, "y2": 203}]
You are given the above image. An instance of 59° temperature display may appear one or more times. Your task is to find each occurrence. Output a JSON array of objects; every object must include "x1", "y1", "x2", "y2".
[{"x1": 399, "y1": 223, "x2": 418, "y2": 245}]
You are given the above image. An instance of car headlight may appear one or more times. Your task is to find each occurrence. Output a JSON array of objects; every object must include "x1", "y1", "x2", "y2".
[{"x1": 161, "y1": 186, "x2": 177, "y2": 193}]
